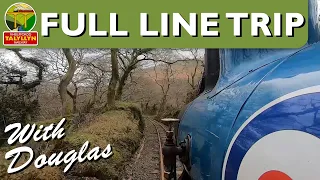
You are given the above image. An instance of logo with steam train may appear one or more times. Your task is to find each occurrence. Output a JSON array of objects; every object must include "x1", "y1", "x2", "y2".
[{"x1": 3, "y1": 2, "x2": 38, "y2": 46}]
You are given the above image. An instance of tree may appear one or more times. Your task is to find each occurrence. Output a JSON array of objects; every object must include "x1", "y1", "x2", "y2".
[
  {"x1": 1, "y1": 49, "x2": 46, "y2": 90},
  {"x1": 80, "y1": 56, "x2": 111, "y2": 111},
  {"x1": 107, "y1": 48, "x2": 119, "y2": 108},
  {"x1": 33, "y1": 49, "x2": 85, "y2": 116},
  {"x1": 66, "y1": 80, "x2": 79, "y2": 113},
  {"x1": 0, "y1": 49, "x2": 46, "y2": 139},
  {"x1": 116, "y1": 48, "x2": 154, "y2": 100},
  {"x1": 183, "y1": 49, "x2": 204, "y2": 90},
  {"x1": 150, "y1": 61, "x2": 175, "y2": 119},
  {"x1": 180, "y1": 49, "x2": 204, "y2": 103},
  {"x1": 58, "y1": 48, "x2": 77, "y2": 116}
]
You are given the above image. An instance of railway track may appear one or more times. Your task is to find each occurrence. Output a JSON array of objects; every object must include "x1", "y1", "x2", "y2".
[
  {"x1": 150, "y1": 119, "x2": 167, "y2": 180},
  {"x1": 124, "y1": 118, "x2": 168, "y2": 180},
  {"x1": 150, "y1": 119, "x2": 184, "y2": 180},
  {"x1": 124, "y1": 117, "x2": 184, "y2": 180}
]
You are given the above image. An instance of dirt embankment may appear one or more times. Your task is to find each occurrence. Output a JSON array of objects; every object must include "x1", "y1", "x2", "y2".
[{"x1": 0, "y1": 102, "x2": 144, "y2": 180}]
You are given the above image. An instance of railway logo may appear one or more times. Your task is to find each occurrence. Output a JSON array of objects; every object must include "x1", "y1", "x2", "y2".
[
  {"x1": 3, "y1": 2, "x2": 38, "y2": 46},
  {"x1": 222, "y1": 86, "x2": 320, "y2": 180}
]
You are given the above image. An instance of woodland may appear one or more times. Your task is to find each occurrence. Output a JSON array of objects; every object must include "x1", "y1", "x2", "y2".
[{"x1": 0, "y1": 48, "x2": 204, "y2": 179}]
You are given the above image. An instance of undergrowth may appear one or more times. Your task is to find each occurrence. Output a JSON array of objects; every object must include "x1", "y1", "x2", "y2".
[{"x1": 0, "y1": 102, "x2": 144, "y2": 180}]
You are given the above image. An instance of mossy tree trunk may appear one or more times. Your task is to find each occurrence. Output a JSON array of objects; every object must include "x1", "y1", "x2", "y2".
[
  {"x1": 107, "y1": 48, "x2": 119, "y2": 108},
  {"x1": 67, "y1": 81, "x2": 78, "y2": 114},
  {"x1": 59, "y1": 48, "x2": 77, "y2": 117},
  {"x1": 115, "y1": 66, "x2": 133, "y2": 100}
]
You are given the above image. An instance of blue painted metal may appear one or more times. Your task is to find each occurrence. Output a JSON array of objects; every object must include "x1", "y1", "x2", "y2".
[
  {"x1": 225, "y1": 92, "x2": 320, "y2": 180},
  {"x1": 177, "y1": 0, "x2": 320, "y2": 179}
]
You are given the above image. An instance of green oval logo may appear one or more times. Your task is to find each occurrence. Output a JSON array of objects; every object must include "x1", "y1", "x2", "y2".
[{"x1": 4, "y1": 2, "x2": 37, "y2": 32}]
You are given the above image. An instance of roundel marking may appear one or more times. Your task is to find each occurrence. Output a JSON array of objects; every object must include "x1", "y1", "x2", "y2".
[
  {"x1": 221, "y1": 85, "x2": 320, "y2": 180},
  {"x1": 237, "y1": 130, "x2": 320, "y2": 180},
  {"x1": 258, "y1": 170, "x2": 292, "y2": 180}
]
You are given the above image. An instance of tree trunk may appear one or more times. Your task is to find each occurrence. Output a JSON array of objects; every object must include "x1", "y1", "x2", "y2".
[
  {"x1": 67, "y1": 90, "x2": 78, "y2": 114},
  {"x1": 155, "y1": 94, "x2": 168, "y2": 120},
  {"x1": 156, "y1": 84, "x2": 170, "y2": 120},
  {"x1": 67, "y1": 82, "x2": 78, "y2": 114},
  {"x1": 91, "y1": 84, "x2": 98, "y2": 105},
  {"x1": 115, "y1": 67, "x2": 132, "y2": 100},
  {"x1": 85, "y1": 84, "x2": 98, "y2": 112},
  {"x1": 59, "y1": 48, "x2": 77, "y2": 117},
  {"x1": 107, "y1": 48, "x2": 119, "y2": 108},
  {"x1": 72, "y1": 94, "x2": 77, "y2": 113},
  {"x1": 159, "y1": 96, "x2": 167, "y2": 114},
  {"x1": 115, "y1": 49, "x2": 154, "y2": 100}
]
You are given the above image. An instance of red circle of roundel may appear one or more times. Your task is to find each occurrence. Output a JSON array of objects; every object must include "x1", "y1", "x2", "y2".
[{"x1": 259, "y1": 170, "x2": 292, "y2": 180}]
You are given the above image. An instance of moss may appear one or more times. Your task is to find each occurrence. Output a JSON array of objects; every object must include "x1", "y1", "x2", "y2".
[
  {"x1": 0, "y1": 145, "x2": 64, "y2": 180},
  {"x1": 0, "y1": 108, "x2": 143, "y2": 180},
  {"x1": 36, "y1": 114, "x2": 74, "y2": 126},
  {"x1": 65, "y1": 110, "x2": 143, "y2": 179},
  {"x1": 115, "y1": 101, "x2": 145, "y2": 133}
]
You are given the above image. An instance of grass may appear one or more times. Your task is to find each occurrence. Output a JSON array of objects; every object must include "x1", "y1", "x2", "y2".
[{"x1": 0, "y1": 106, "x2": 143, "y2": 180}]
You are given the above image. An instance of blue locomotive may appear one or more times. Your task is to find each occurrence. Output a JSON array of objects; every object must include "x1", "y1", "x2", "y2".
[{"x1": 162, "y1": 0, "x2": 320, "y2": 179}]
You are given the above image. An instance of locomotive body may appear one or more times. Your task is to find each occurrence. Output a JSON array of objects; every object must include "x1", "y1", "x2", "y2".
[{"x1": 176, "y1": 0, "x2": 320, "y2": 179}]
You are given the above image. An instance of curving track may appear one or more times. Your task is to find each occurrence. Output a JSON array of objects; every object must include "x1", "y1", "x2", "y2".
[
  {"x1": 124, "y1": 117, "x2": 183, "y2": 180},
  {"x1": 150, "y1": 119, "x2": 167, "y2": 180}
]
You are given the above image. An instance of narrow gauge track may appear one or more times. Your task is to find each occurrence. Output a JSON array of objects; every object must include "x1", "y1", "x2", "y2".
[
  {"x1": 150, "y1": 119, "x2": 168, "y2": 180},
  {"x1": 150, "y1": 119, "x2": 184, "y2": 180}
]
